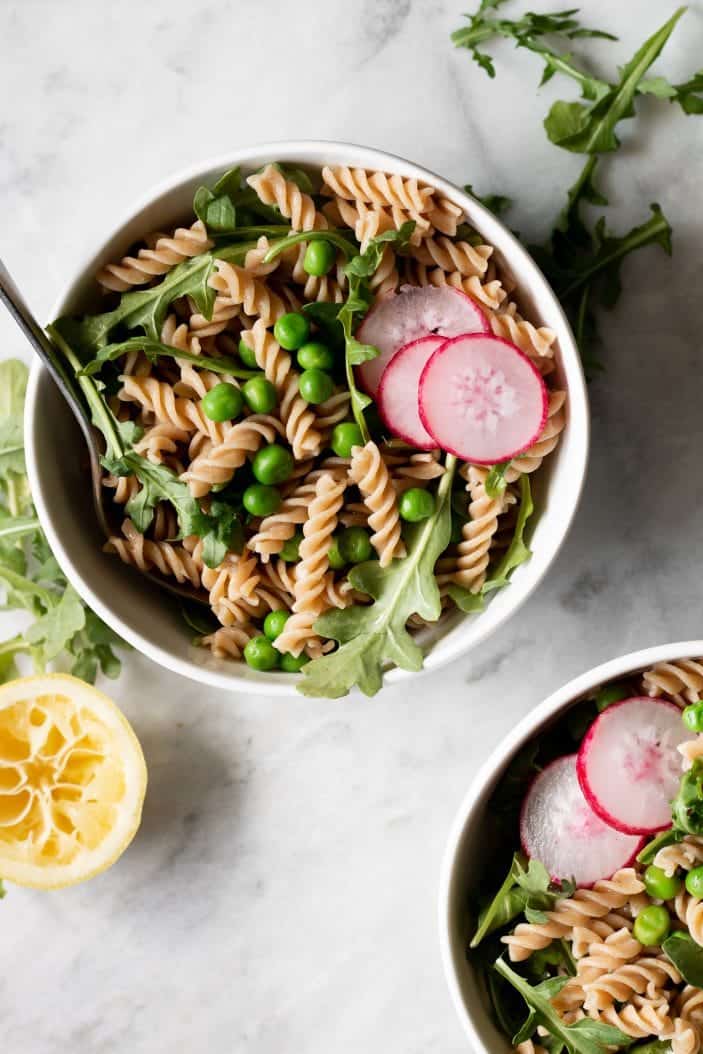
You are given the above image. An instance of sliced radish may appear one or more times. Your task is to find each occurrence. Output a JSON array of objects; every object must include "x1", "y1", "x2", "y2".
[
  {"x1": 520, "y1": 755, "x2": 643, "y2": 887},
  {"x1": 577, "y1": 697, "x2": 689, "y2": 836},
  {"x1": 377, "y1": 335, "x2": 444, "y2": 448},
  {"x1": 356, "y1": 285, "x2": 488, "y2": 398},
  {"x1": 418, "y1": 334, "x2": 548, "y2": 464}
]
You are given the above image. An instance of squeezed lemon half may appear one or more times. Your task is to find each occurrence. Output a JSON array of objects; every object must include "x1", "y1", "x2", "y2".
[{"x1": 0, "y1": 674, "x2": 147, "y2": 889}]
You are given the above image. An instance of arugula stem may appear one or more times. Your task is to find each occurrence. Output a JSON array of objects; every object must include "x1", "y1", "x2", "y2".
[
  {"x1": 5, "y1": 476, "x2": 21, "y2": 519},
  {"x1": 0, "y1": 516, "x2": 40, "y2": 541},
  {"x1": 47, "y1": 324, "x2": 125, "y2": 460},
  {"x1": 0, "y1": 635, "x2": 30, "y2": 658},
  {"x1": 263, "y1": 229, "x2": 359, "y2": 264}
]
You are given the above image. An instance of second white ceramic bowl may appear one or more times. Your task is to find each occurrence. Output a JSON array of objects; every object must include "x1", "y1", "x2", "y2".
[
  {"x1": 439, "y1": 640, "x2": 703, "y2": 1051},
  {"x1": 25, "y1": 140, "x2": 589, "y2": 695}
]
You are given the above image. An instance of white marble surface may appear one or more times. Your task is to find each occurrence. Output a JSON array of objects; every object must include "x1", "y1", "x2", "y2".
[{"x1": 2, "y1": 1, "x2": 703, "y2": 1050}]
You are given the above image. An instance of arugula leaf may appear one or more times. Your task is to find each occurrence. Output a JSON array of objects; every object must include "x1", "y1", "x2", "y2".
[
  {"x1": 298, "y1": 455, "x2": 456, "y2": 698},
  {"x1": 485, "y1": 461, "x2": 510, "y2": 498},
  {"x1": 452, "y1": 4, "x2": 616, "y2": 86},
  {"x1": 543, "y1": 9, "x2": 686, "y2": 153},
  {"x1": 662, "y1": 931, "x2": 703, "y2": 987},
  {"x1": 25, "y1": 587, "x2": 86, "y2": 663},
  {"x1": 338, "y1": 222, "x2": 416, "y2": 440},
  {"x1": 494, "y1": 958, "x2": 631, "y2": 1054},
  {"x1": 672, "y1": 758, "x2": 703, "y2": 835},
  {"x1": 464, "y1": 185, "x2": 513, "y2": 216},
  {"x1": 79, "y1": 337, "x2": 253, "y2": 378},
  {"x1": 52, "y1": 240, "x2": 258, "y2": 359},
  {"x1": 471, "y1": 853, "x2": 575, "y2": 947},
  {"x1": 0, "y1": 359, "x2": 28, "y2": 483}
]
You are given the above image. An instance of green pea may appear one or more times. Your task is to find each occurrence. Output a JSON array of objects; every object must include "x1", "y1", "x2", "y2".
[
  {"x1": 683, "y1": 701, "x2": 703, "y2": 734},
  {"x1": 263, "y1": 609, "x2": 290, "y2": 642},
  {"x1": 238, "y1": 336, "x2": 258, "y2": 369},
  {"x1": 279, "y1": 531, "x2": 302, "y2": 562},
  {"x1": 201, "y1": 382, "x2": 244, "y2": 423},
  {"x1": 327, "y1": 537, "x2": 347, "y2": 570},
  {"x1": 280, "y1": 652, "x2": 310, "y2": 673},
  {"x1": 242, "y1": 375, "x2": 277, "y2": 414},
  {"x1": 686, "y1": 866, "x2": 703, "y2": 899},
  {"x1": 339, "y1": 526, "x2": 372, "y2": 564},
  {"x1": 633, "y1": 904, "x2": 671, "y2": 946},
  {"x1": 297, "y1": 342, "x2": 335, "y2": 371},
  {"x1": 399, "y1": 487, "x2": 436, "y2": 523},
  {"x1": 243, "y1": 635, "x2": 280, "y2": 671},
  {"x1": 242, "y1": 483, "x2": 281, "y2": 517},
  {"x1": 644, "y1": 864, "x2": 683, "y2": 901},
  {"x1": 274, "y1": 312, "x2": 310, "y2": 351},
  {"x1": 330, "y1": 422, "x2": 364, "y2": 458},
  {"x1": 252, "y1": 444, "x2": 294, "y2": 486},
  {"x1": 303, "y1": 240, "x2": 336, "y2": 277},
  {"x1": 298, "y1": 368, "x2": 334, "y2": 405}
]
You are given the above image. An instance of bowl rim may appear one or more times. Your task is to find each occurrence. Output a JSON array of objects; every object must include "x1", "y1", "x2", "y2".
[
  {"x1": 437, "y1": 638, "x2": 703, "y2": 1049},
  {"x1": 25, "y1": 138, "x2": 590, "y2": 694}
]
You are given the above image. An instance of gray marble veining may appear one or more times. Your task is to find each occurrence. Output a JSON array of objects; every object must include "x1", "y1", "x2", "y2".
[{"x1": 1, "y1": 1, "x2": 703, "y2": 1050}]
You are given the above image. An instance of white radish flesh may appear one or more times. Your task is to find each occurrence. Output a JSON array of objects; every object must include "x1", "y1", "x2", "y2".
[
  {"x1": 377, "y1": 335, "x2": 444, "y2": 448},
  {"x1": 577, "y1": 697, "x2": 689, "y2": 835},
  {"x1": 520, "y1": 754, "x2": 643, "y2": 887},
  {"x1": 418, "y1": 334, "x2": 548, "y2": 464},
  {"x1": 356, "y1": 284, "x2": 488, "y2": 398}
]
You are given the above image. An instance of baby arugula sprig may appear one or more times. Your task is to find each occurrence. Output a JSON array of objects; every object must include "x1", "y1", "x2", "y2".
[
  {"x1": 454, "y1": 3, "x2": 702, "y2": 371},
  {"x1": 0, "y1": 360, "x2": 125, "y2": 683}
]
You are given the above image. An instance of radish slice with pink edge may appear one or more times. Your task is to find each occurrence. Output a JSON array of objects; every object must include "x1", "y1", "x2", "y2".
[
  {"x1": 377, "y1": 335, "x2": 444, "y2": 448},
  {"x1": 418, "y1": 334, "x2": 548, "y2": 464},
  {"x1": 577, "y1": 697, "x2": 690, "y2": 836},
  {"x1": 356, "y1": 285, "x2": 489, "y2": 398},
  {"x1": 520, "y1": 754, "x2": 644, "y2": 887}
]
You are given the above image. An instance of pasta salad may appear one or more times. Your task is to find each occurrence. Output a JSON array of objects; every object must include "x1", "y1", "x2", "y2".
[
  {"x1": 469, "y1": 657, "x2": 703, "y2": 1054},
  {"x1": 49, "y1": 161, "x2": 567, "y2": 697}
]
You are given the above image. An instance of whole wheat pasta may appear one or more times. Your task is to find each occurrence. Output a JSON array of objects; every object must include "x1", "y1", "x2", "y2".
[
  {"x1": 401, "y1": 257, "x2": 507, "y2": 310},
  {"x1": 207, "y1": 259, "x2": 286, "y2": 324},
  {"x1": 321, "y1": 165, "x2": 436, "y2": 216},
  {"x1": 655, "y1": 837, "x2": 703, "y2": 877},
  {"x1": 348, "y1": 442, "x2": 405, "y2": 567},
  {"x1": 183, "y1": 414, "x2": 284, "y2": 497},
  {"x1": 273, "y1": 473, "x2": 346, "y2": 656},
  {"x1": 597, "y1": 997, "x2": 673, "y2": 1039},
  {"x1": 583, "y1": 957, "x2": 681, "y2": 1012},
  {"x1": 642, "y1": 660, "x2": 703, "y2": 706},
  {"x1": 96, "y1": 219, "x2": 213, "y2": 292},
  {"x1": 201, "y1": 625, "x2": 257, "y2": 660},
  {"x1": 248, "y1": 163, "x2": 325, "y2": 233},
  {"x1": 453, "y1": 464, "x2": 512, "y2": 593},
  {"x1": 501, "y1": 869, "x2": 645, "y2": 962},
  {"x1": 105, "y1": 519, "x2": 201, "y2": 588},
  {"x1": 675, "y1": 892, "x2": 703, "y2": 946},
  {"x1": 408, "y1": 235, "x2": 493, "y2": 277},
  {"x1": 490, "y1": 300, "x2": 557, "y2": 361}
]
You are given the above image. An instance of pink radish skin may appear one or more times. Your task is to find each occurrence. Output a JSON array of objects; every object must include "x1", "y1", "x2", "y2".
[
  {"x1": 520, "y1": 754, "x2": 644, "y2": 887},
  {"x1": 356, "y1": 285, "x2": 489, "y2": 398},
  {"x1": 377, "y1": 335, "x2": 444, "y2": 448},
  {"x1": 418, "y1": 334, "x2": 548, "y2": 464},
  {"x1": 577, "y1": 697, "x2": 689, "y2": 836}
]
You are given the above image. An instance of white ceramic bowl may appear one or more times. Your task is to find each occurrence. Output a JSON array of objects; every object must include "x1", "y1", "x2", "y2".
[
  {"x1": 25, "y1": 140, "x2": 589, "y2": 695},
  {"x1": 439, "y1": 640, "x2": 703, "y2": 1050}
]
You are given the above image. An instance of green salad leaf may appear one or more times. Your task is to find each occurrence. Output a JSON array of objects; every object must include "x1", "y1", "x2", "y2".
[
  {"x1": 662, "y1": 931, "x2": 703, "y2": 987},
  {"x1": 0, "y1": 360, "x2": 127, "y2": 683},
  {"x1": 463, "y1": 185, "x2": 513, "y2": 216},
  {"x1": 495, "y1": 958, "x2": 631, "y2": 1054},
  {"x1": 298, "y1": 454, "x2": 455, "y2": 698}
]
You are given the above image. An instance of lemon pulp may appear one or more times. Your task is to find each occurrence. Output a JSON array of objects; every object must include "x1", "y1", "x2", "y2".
[{"x1": 0, "y1": 674, "x2": 146, "y2": 888}]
